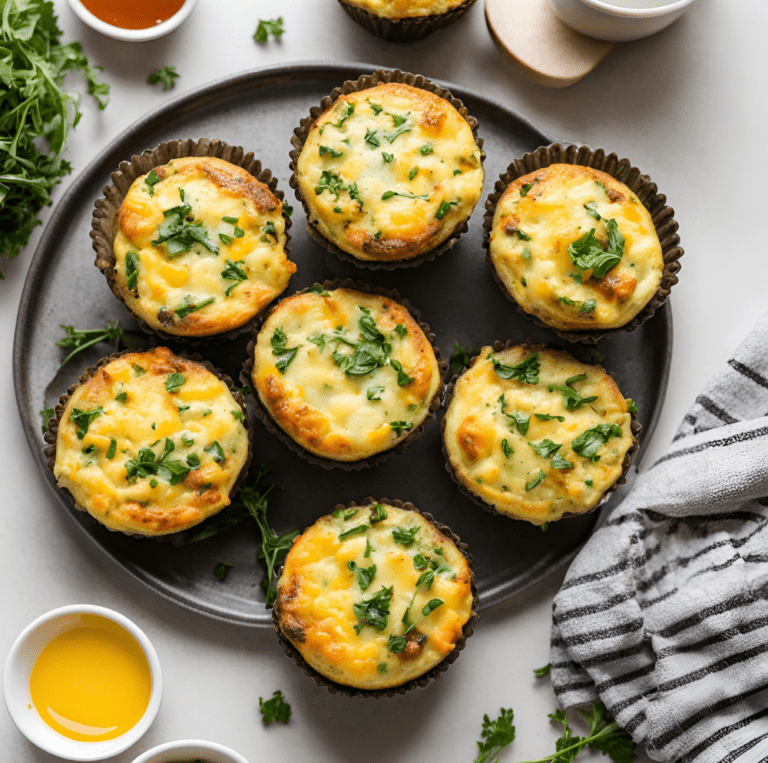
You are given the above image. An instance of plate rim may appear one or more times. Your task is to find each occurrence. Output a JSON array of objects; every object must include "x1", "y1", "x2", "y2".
[{"x1": 13, "y1": 60, "x2": 671, "y2": 627}]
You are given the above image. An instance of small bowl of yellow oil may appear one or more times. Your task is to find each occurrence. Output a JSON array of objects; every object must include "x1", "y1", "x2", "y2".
[{"x1": 4, "y1": 604, "x2": 162, "y2": 761}]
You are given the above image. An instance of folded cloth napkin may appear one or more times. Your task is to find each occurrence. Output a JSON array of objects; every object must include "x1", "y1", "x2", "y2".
[{"x1": 550, "y1": 311, "x2": 768, "y2": 763}]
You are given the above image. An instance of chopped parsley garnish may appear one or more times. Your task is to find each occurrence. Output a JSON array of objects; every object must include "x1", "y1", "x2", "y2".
[
  {"x1": 535, "y1": 413, "x2": 565, "y2": 422},
  {"x1": 420, "y1": 143, "x2": 434, "y2": 155},
  {"x1": 383, "y1": 116, "x2": 411, "y2": 143},
  {"x1": 474, "y1": 708, "x2": 515, "y2": 763},
  {"x1": 365, "y1": 540, "x2": 373, "y2": 558},
  {"x1": 214, "y1": 562, "x2": 233, "y2": 581},
  {"x1": 388, "y1": 634, "x2": 407, "y2": 654},
  {"x1": 132, "y1": 364, "x2": 145, "y2": 376},
  {"x1": 626, "y1": 398, "x2": 638, "y2": 414},
  {"x1": 144, "y1": 171, "x2": 162, "y2": 200},
  {"x1": 389, "y1": 420, "x2": 413, "y2": 435},
  {"x1": 164, "y1": 372, "x2": 186, "y2": 393},
  {"x1": 394, "y1": 323, "x2": 407, "y2": 338},
  {"x1": 422, "y1": 598, "x2": 443, "y2": 616},
  {"x1": 498, "y1": 394, "x2": 530, "y2": 434},
  {"x1": 40, "y1": 406, "x2": 54, "y2": 434},
  {"x1": 175, "y1": 295, "x2": 215, "y2": 319},
  {"x1": 152, "y1": 191, "x2": 218, "y2": 257},
  {"x1": 222, "y1": 216, "x2": 238, "y2": 224},
  {"x1": 490, "y1": 351, "x2": 540, "y2": 384},
  {"x1": 526, "y1": 471, "x2": 546, "y2": 491},
  {"x1": 353, "y1": 586, "x2": 393, "y2": 634},
  {"x1": 339, "y1": 524, "x2": 368, "y2": 541},
  {"x1": 319, "y1": 145, "x2": 344, "y2": 158},
  {"x1": 501, "y1": 439, "x2": 514, "y2": 458},
  {"x1": 147, "y1": 66, "x2": 179, "y2": 92},
  {"x1": 367, "y1": 385, "x2": 384, "y2": 401},
  {"x1": 381, "y1": 190, "x2": 429, "y2": 201},
  {"x1": 436, "y1": 198, "x2": 459, "y2": 219},
  {"x1": 370, "y1": 504, "x2": 387, "y2": 523},
  {"x1": 329, "y1": 101, "x2": 355, "y2": 130},
  {"x1": 186, "y1": 453, "x2": 200, "y2": 469},
  {"x1": 125, "y1": 251, "x2": 140, "y2": 290},
  {"x1": 330, "y1": 309, "x2": 391, "y2": 376},
  {"x1": 392, "y1": 526, "x2": 419, "y2": 546},
  {"x1": 364, "y1": 128, "x2": 380, "y2": 148},
  {"x1": 516, "y1": 228, "x2": 531, "y2": 241},
  {"x1": 69, "y1": 407, "x2": 103, "y2": 439},
  {"x1": 259, "y1": 690, "x2": 291, "y2": 724},
  {"x1": 82, "y1": 444, "x2": 98, "y2": 456},
  {"x1": 282, "y1": 203, "x2": 293, "y2": 217},
  {"x1": 558, "y1": 296, "x2": 597, "y2": 314},
  {"x1": 528, "y1": 439, "x2": 562, "y2": 459},
  {"x1": 231, "y1": 409, "x2": 244, "y2": 422},
  {"x1": 382, "y1": 152, "x2": 394, "y2": 163},
  {"x1": 552, "y1": 452, "x2": 574, "y2": 470},
  {"x1": 309, "y1": 283, "x2": 330, "y2": 296},
  {"x1": 348, "y1": 560, "x2": 377, "y2": 591},
  {"x1": 181, "y1": 434, "x2": 195, "y2": 446},
  {"x1": 254, "y1": 17, "x2": 284, "y2": 43},
  {"x1": 368, "y1": 100, "x2": 383, "y2": 114},
  {"x1": 271, "y1": 327, "x2": 300, "y2": 374},
  {"x1": 548, "y1": 374, "x2": 598, "y2": 411},
  {"x1": 572, "y1": 423, "x2": 623, "y2": 462},
  {"x1": 568, "y1": 218, "x2": 625, "y2": 278},
  {"x1": 221, "y1": 259, "x2": 248, "y2": 296},
  {"x1": 205, "y1": 441, "x2": 225, "y2": 464},
  {"x1": 125, "y1": 438, "x2": 190, "y2": 486},
  {"x1": 389, "y1": 358, "x2": 414, "y2": 386},
  {"x1": 520, "y1": 181, "x2": 536, "y2": 197},
  {"x1": 584, "y1": 201, "x2": 602, "y2": 220},
  {"x1": 450, "y1": 342, "x2": 477, "y2": 376},
  {"x1": 106, "y1": 439, "x2": 117, "y2": 460}
]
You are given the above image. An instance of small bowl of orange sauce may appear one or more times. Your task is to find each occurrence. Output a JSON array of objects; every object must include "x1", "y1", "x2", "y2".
[
  {"x1": 67, "y1": 0, "x2": 199, "y2": 41},
  {"x1": 4, "y1": 604, "x2": 162, "y2": 761}
]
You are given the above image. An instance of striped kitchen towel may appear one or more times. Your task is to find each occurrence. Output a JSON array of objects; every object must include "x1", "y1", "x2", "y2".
[{"x1": 550, "y1": 311, "x2": 768, "y2": 763}]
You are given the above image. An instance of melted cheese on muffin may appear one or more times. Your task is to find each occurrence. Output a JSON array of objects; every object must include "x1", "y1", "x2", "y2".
[
  {"x1": 489, "y1": 164, "x2": 663, "y2": 331},
  {"x1": 113, "y1": 156, "x2": 296, "y2": 337},
  {"x1": 296, "y1": 83, "x2": 484, "y2": 262},
  {"x1": 252, "y1": 287, "x2": 441, "y2": 461},
  {"x1": 343, "y1": 0, "x2": 469, "y2": 19},
  {"x1": 275, "y1": 503, "x2": 474, "y2": 690},
  {"x1": 443, "y1": 345, "x2": 633, "y2": 524},
  {"x1": 53, "y1": 347, "x2": 249, "y2": 536}
]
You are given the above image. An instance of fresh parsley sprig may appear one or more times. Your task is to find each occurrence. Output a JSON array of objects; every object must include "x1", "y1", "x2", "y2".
[
  {"x1": 254, "y1": 17, "x2": 284, "y2": 43},
  {"x1": 475, "y1": 708, "x2": 516, "y2": 763},
  {"x1": 56, "y1": 321, "x2": 145, "y2": 371},
  {"x1": 147, "y1": 66, "x2": 179, "y2": 91},
  {"x1": 450, "y1": 342, "x2": 477, "y2": 377},
  {"x1": 259, "y1": 690, "x2": 291, "y2": 724}
]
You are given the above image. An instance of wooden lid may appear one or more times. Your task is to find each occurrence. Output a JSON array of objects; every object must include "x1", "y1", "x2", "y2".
[{"x1": 485, "y1": 0, "x2": 615, "y2": 88}]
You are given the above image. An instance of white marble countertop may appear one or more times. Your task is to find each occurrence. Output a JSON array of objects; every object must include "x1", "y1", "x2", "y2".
[{"x1": 2, "y1": 1, "x2": 767, "y2": 761}]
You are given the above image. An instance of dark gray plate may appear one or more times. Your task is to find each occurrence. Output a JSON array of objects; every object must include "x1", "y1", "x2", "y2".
[{"x1": 14, "y1": 62, "x2": 671, "y2": 627}]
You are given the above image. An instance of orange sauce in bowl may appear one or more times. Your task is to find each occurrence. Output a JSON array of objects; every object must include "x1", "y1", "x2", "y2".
[{"x1": 80, "y1": 0, "x2": 187, "y2": 29}]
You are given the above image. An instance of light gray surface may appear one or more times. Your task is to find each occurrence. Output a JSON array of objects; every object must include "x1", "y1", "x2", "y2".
[{"x1": 2, "y1": 1, "x2": 766, "y2": 761}]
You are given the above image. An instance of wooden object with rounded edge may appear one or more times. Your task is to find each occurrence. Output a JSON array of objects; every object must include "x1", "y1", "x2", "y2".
[{"x1": 485, "y1": 0, "x2": 615, "y2": 88}]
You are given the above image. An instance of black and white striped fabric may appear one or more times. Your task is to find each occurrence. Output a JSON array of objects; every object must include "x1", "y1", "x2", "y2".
[{"x1": 550, "y1": 312, "x2": 768, "y2": 763}]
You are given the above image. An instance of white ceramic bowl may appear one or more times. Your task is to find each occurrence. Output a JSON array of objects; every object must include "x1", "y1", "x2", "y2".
[
  {"x1": 131, "y1": 740, "x2": 250, "y2": 763},
  {"x1": 4, "y1": 604, "x2": 163, "y2": 761},
  {"x1": 549, "y1": 0, "x2": 700, "y2": 41},
  {"x1": 67, "y1": 0, "x2": 199, "y2": 41}
]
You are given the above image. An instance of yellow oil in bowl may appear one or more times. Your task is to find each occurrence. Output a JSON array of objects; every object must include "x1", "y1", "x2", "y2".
[{"x1": 29, "y1": 614, "x2": 152, "y2": 742}]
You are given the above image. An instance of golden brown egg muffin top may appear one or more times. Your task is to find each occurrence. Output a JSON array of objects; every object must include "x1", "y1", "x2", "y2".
[
  {"x1": 443, "y1": 345, "x2": 634, "y2": 525},
  {"x1": 296, "y1": 83, "x2": 483, "y2": 262},
  {"x1": 488, "y1": 164, "x2": 663, "y2": 331},
  {"x1": 53, "y1": 347, "x2": 250, "y2": 536},
  {"x1": 342, "y1": 0, "x2": 470, "y2": 19},
  {"x1": 113, "y1": 156, "x2": 295, "y2": 337},
  {"x1": 251, "y1": 287, "x2": 441, "y2": 462},
  {"x1": 275, "y1": 503, "x2": 474, "y2": 690}
]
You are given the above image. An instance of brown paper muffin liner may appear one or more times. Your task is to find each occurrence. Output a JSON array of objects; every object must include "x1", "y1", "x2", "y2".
[
  {"x1": 43, "y1": 348, "x2": 253, "y2": 541},
  {"x1": 242, "y1": 278, "x2": 448, "y2": 471},
  {"x1": 482, "y1": 143, "x2": 683, "y2": 344},
  {"x1": 272, "y1": 497, "x2": 479, "y2": 698},
  {"x1": 289, "y1": 68, "x2": 485, "y2": 270},
  {"x1": 441, "y1": 340, "x2": 641, "y2": 521},
  {"x1": 91, "y1": 138, "x2": 294, "y2": 345},
  {"x1": 337, "y1": 0, "x2": 478, "y2": 41}
]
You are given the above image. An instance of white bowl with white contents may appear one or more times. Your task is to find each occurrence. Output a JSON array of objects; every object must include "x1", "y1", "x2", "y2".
[
  {"x1": 131, "y1": 740, "x2": 251, "y2": 763},
  {"x1": 4, "y1": 604, "x2": 163, "y2": 761},
  {"x1": 67, "y1": 0, "x2": 199, "y2": 41},
  {"x1": 549, "y1": 0, "x2": 701, "y2": 41}
]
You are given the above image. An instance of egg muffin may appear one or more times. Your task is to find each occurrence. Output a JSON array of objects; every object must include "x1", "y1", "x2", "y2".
[
  {"x1": 274, "y1": 501, "x2": 476, "y2": 693},
  {"x1": 249, "y1": 285, "x2": 443, "y2": 464},
  {"x1": 293, "y1": 81, "x2": 484, "y2": 264},
  {"x1": 337, "y1": 0, "x2": 479, "y2": 41},
  {"x1": 50, "y1": 347, "x2": 250, "y2": 536},
  {"x1": 488, "y1": 163, "x2": 664, "y2": 333},
  {"x1": 110, "y1": 155, "x2": 295, "y2": 338},
  {"x1": 442, "y1": 344, "x2": 636, "y2": 525}
]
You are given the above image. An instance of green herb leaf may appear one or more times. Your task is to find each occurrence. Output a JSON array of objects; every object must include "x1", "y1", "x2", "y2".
[
  {"x1": 69, "y1": 407, "x2": 103, "y2": 439},
  {"x1": 572, "y1": 423, "x2": 623, "y2": 462},
  {"x1": 348, "y1": 560, "x2": 377, "y2": 591},
  {"x1": 382, "y1": 152, "x2": 394, "y2": 163},
  {"x1": 368, "y1": 100, "x2": 383, "y2": 114},
  {"x1": 282, "y1": 203, "x2": 293, "y2": 217},
  {"x1": 319, "y1": 145, "x2": 344, "y2": 158},
  {"x1": 106, "y1": 438, "x2": 117, "y2": 460},
  {"x1": 254, "y1": 17, "x2": 284, "y2": 43},
  {"x1": 420, "y1": 143, "x2": 434, "y2": 155},
  {"x1": 381, "y1": 190, "x2": 429, "y2": 201},
  {"x1": 450, "y1": 342, "x2": 477, "y2": 377},
  {"x1": 552, "y1": 452, "x2": 574, "y2": 470},
  {"x1": 175, "y1": 295, "x2": 215, "y2": 319},
  {"x1": 147, "y1": 66, "x2": 179, "y2": 91},
  {"x1": 40, "y1": 406, "x2": 54, "y2": 434},
  {"x1": 520, "y1": 181, "x2": 535, "y2": 197},
  {"x1": 205, "y1": 441, "x2": 225, "y2": 464},
  {"x1": 501, "y1": 439, "x2": 514, "y2": 458},
  {"x1": 584, "y1": 201, "x2": 602, "y2": 220},
  {"x1": 353, "y1": 586, "x2": 393, "y2": 634},
  {"x1": 309, "y1": 283, "x2": 330, "y2": 296},
  {"x1": 388, "y1": 634, "x2": 407, "y2": 653},
  {"x1": 370, "y1": 503, "x2": 387, "y2": 523},
  {"x1": 152, "y1": 194, "x2": 219, "y2": 256},
  {"x1": 534, "y1": 663, "x2": 551, "y2": 677},
  {"x1": 271, "y1": 327, "x2": 300, "y2": 374},
  {"x1": 186, "y1": 453, "x2": 201, "y2": 469},
  {"x1": 56, "y1": 321, "x2": 145, "y2": 371},
  {"x1": 164, "y1": 373, "x2": 185, "y2": 393},
  {"x1": 626, "y1": 398, "x2": 638, "y2": 414},
  {"x1": 526, "y1": 471, "x2": 546, "y2": 491},
  {"x1": 474, "y1": 708, "x2": 516, "y2": 763},
  {"x1": 436, "y1": 198, "x2": 459, "y2": 219},
  {"x1": 214, "y1": 562, "x2": 233, "y2": 581},
  {"x1": 221, "y1": 258, "x2": 248, "y2": 296},
  {"x1": 491, "y1": 352, "x2": 540, "y2": 384},
  {"x1": 535, "y1": 413, "x2": 565, "y2": 422},
  {"x1": 548, "y1": 374, "x2": 598, "y2": 412},
  {"x1": 568, "y1": 219, "x2": 625, "y2": 278},
  {"x1": 422, "y1": 598, "x2": 443, "y2": 616},
  {"x1": 389, "y1": 358, "x2": 414, "y2": 386},
  {"x1": 389, "y1": 420, "x2": 413, "y2": 435},
  {"x1": 383, "y1": 120, "x2": 411, "y2": 143},
  {"x1": 132, "y1": 364, "x2": 146, "y2": 376},
  {"x1": 394, "y1": 323, "x2": 407, "y2": 338},
  {"x1": 392, "y1": 526, "x2": 419, "y2": 546},
  {"x1": 364, "y1": 128, "x2": 380, "y2": 148},
  {"x1": 259, "y1": 690, "x2": 291, "y2": 724},
  {"x1": 339, "y1": 524, "x2": 368, "y2": 541},
  {"x1": 528, "y1": 439, "x2": 562, "y2": 459}
]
